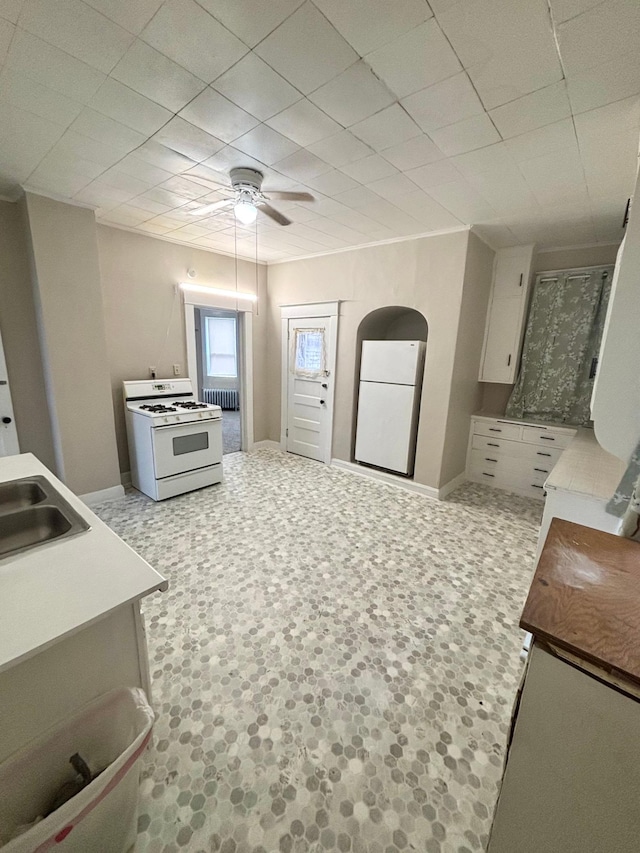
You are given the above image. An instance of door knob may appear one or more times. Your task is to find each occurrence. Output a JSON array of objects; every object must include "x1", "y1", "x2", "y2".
[
  {"x1": 321, "y1": 383, "x2": 328, "y2": 388},
  {"x1": 320, "y1": 400, "x2": 325, "y2": 405},
  {"x1": 2, "y1": 417, "x2": 11, "y2": 424}
]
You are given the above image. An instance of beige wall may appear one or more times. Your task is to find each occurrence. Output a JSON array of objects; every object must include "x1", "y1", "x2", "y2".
[
  {"x1": 96, "y1": 225, "x2": 268, "y2": 474},
  {"x1": 534, "y1": 243, "x2": 619, "y2": 272},
  {"x1": 25, "y1": 194, "x2": 121, "y2": 495},
  {"x1": 266, "y1": 229, "x2": 491, "y2": 489},
  {"x1": 440, "y1": 231, "x2": 495, "y2": 484},
  {"x1": 0, "y1": 200, "x2": 56, "y2": 469}
]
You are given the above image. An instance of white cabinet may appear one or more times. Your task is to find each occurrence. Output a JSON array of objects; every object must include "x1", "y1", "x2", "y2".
[
  {"x1": 479, "y1": 245, "x2": 535, "y2": 384},
  {"x1": 466, "y1": 415, "x2": 576, "y2": 500}
]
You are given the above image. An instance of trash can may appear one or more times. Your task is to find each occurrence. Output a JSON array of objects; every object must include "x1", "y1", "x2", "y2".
[{"x1": 0, "y1": 687, "x2": 154, "y2": 853}]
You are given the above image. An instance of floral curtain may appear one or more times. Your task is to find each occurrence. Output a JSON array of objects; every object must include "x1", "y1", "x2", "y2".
[{"x1": 506, "y1": 267, "x2": 613, "y2": 425}]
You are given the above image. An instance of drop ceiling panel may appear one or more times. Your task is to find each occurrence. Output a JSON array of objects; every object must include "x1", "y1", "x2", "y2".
[
  {"x1": 254, "y1": 2, "x2": 358, "y2": 95},
  {"x1": 0, "y1": 0, "x2": 635, "y2": 259},
  {"x1": 366, "y1": 19, "x2": 461, "y2": 99},
  {"x1": 312, "y1": 0, "x2": 433, "y2": 56}
]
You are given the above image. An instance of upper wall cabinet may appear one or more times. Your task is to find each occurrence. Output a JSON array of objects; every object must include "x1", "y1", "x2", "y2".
[{"x1": 479, "y1": 245, "x2": 535, "y2": 384}]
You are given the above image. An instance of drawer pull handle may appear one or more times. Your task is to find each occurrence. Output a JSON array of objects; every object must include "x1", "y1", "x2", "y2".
[
  {"x1": 537, "y1": 452, "x2": 551, "y2": 457},
  {"x1": 534, "y1": 468, "x2": 548, "y2": 473},
  {"x1": 539, "y1": 435, "x2": 555, "y2": 441},
  {"x1": 488, "y1": 428, "x2": 502, "y2": 432},
  {"x1": 485, "y1": 457, "x2": 498, "y2": 463},
  {"x1": 531, "y1": 484, "x2": 543, "y2": 489},
  {"x1": 487, "y1": 442, "x2": 500, "y2": 447},
  {"x1": 519, "y1": 273, "x2": 523, "y2": 287},
  {"x1": 482, "y1": 472, "x2": 495, "y2": 478}
]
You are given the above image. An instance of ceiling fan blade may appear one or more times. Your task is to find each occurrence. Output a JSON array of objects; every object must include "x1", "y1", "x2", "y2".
[
  {"x1": 259, "y1": 202, "x2": 291, "y2": 226},
  {"x1": 189, "y1": 198, "x2": 233, "y2": 216},
  {"x1": 265, "y1": 191, "x2": 314, "y2": 202}
]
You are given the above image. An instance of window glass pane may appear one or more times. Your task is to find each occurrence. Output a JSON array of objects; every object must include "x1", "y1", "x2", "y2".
[
  {"x1": 173, "y1": 432, "x2": 209, "y2": 455},
  {"x1": 205, "y1": 316, "x2": 237, "y2": 377},
  {"x1": 295, "y1": 330, "x2": 324, "y2": 373}
]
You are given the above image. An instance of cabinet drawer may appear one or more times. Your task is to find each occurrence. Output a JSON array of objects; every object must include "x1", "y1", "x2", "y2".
[
  {"x1": 473, "y1": 420, "x2": 522, "y2": 441},
  {"x1": 471, "y1": 434, "x2": 562, "y2": 465},
  {"x1": 469, "y1": 449, "x2": 520, "y2": 479},
  {"x1": 521, "y1": 426, "x2": 573, "y2": 448}
]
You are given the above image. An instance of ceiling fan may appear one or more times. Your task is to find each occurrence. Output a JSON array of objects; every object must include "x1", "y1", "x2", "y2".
[{"x1": 189, "y1": 167, "x2": 314, "y2": 226}]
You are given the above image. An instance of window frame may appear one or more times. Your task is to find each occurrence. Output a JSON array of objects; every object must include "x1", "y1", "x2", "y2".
[{"x1": 204, "y1": 314, "x2": 238, "y2": 378}]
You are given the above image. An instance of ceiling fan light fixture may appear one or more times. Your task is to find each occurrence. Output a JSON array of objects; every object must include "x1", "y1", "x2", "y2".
[{"x1": 234, "y1": 199, "x2": 257, "y2": 225}]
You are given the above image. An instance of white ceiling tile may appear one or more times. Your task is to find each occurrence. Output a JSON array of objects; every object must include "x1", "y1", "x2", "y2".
[
  {"x1": 179, "y1": 88, "x2": 260, "y2": 143},
  {"x1": 567, "y1": 51, "x2": 640, "y2": 115},
  {"x1": 212, "y1": 54, "x2": 301, "y2": 121},
  {"x1": 81, "y1": 0, "x2": 163, "y2": 35},
  {"x1": 401, "y1": 73, "x2": 485, "y2": 133},
  {"x1": 254, "y1": 2, "x2": 357, "y2": 95},
  {"x1": 0, "y1": 102, "x2": 65, "y2": 180},
  {"x1": 549, "y1": 0, "x2": 606, "y2": 24},
  {"x1": 201, "y1": 145, "x2": 266, "y2": 175},
  {"x1": 233, "y1": 124, "x2": 299, "y2": 165},
  {"x1": 28, "y1": 147, "x2": 105, "y2": 186},
  {"x1": 272, "y1": 148, "x2": 332, "y2": 182},
  {"x1": 333, "y1": 185, "x2": 383, "y2": 209},
  {"x1": 5, "y1": 29, "x2": 106, "y2": 101},
  {"x1": 134, "y1": 140, "x2": 198, "y2": 173},
  {"x1": 0, "y1": 0, "x2": 25, "y2": 24},
  {"x1": 406, "y1": 159, "x2": 463, "y2": 190},
  {"x1": 265, "y1": 98, "x2": 341, "y2": 146},
  {"x1": 74, "y1": 180, "x2": 139, "y2": 206},
  {"x1": 556, "y1": 0, "x2": 640, "y2": 76},
  {"x1": 489, "y1": 81, "x2": 571, "y2": 138},
  {"x1": 115, "y1": 153, "x2": 174, "y2": 184},
  {"x1": 111, "y1": 39, "x2": 206, "y2": 113},
  {"x1": 304, "y1": 169, "x2": 359, "y2": 196},
  {"x1": 153, "y1": 116, "x2": 225, "y2": 162},
  {"x1": 70, "y1": 107, "x2": 146, "y2": 152},
  {"x1": 351, "y1": 104, "x2": 421, "y2": 151},
  {"x1": 518, "y1": 148, "x2": 590, "y2": 206},
  {"x1": 0, "y1": 17, "x2": 12, "y2": 63},
  {"x1": 308, "y1": 61, "x2": 395, "y2": 126},
  {"x1": 90, "y1": 78, "x2": 172, "y2": 135},
  {"x1": 46, "y1": 129, "x2": 131, "y2": 166},
  {"x1": 380, "y1": 135, "x2": 444, "y2": 170},
  {"x1": 141, "y1": 0, "x2": 247, "y2": 83},
  {"x1": 101, "y1": 204, "x2": 153, "y2": 225},
  {"x1": 307, "y1": 131, "x2": 372, "y2": 168},
  {"x1": 194, "y1": 0, "x2": 304, "y2": 48},
  {"x1": 367, "y1": 172, "x2": 422, "y2": 201},
  {"x1": 429, "y1": 113, "x2": 500, "y2": 156},
  {"x1": 18, "y1": 0, "x2": 133, "y2": 73},
  {"x1": 437, "y1": 0, "x2": 563, "y2": 109},
  {"x1": 138, "y1": 187, "x2": 193, "y2": 207},
  {"x1": 472, "y1": 220, "x2": 519, "y2": 248},
  {"x1": 312, "y1": 0, "x2": 433, "y2": 55},
  {"x1": 366, "y1": 19, "x2": 461, "y2": 99},
  {"x1": 26, "y1": 169, "x2": 93, "y2": 197},
  {"x1": 504, "y1": 118, "x2": 578, "y2": 163},
  {"x1": 573, "y1": 94, "x2": 640, "y2": 142},
  {"x1": 96, "y1": 168, "x2": 155, "y2": 196},
  {"x1": 340, "y1": 154, "x2": 398, "y2": 183},
  {"x1": 157, "y1": 175, "x2": 210, "y2": 200},
  {"x1": 0, "y1": 69, "x2": 84, "y2": 127},
  {"x1": 426, "y1": 179, "x2": 496, "y2": 221},
  {"x1": 467, "y1": 168, "x2": 541, "y2": 214},
  {"x1": 395, "y1": 190, "x2": 463, "y2": 229},
  {"x1": 452, "y1": 142, "x2": 518, "y2": 177}
]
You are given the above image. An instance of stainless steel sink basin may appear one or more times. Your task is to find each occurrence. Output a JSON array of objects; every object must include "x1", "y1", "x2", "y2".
[{"x1": 0, "y1": 475, "x2": 90, "y2": 559}]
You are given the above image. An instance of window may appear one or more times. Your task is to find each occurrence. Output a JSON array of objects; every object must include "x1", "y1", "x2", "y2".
[
  {"x1": 293, "y1": 329, "x2": 325, "y2": 377},
  {"x1": 205, "y1": 315, "x2": 237, "y2": 377}
]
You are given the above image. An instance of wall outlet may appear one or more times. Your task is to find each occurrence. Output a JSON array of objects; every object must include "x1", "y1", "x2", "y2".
[
  {"x1": 173, "y1": 364, "x2": 181, "y2": 375},
  {"x1": 149, "y1": 366, "x2": 157, "y2": 378}
]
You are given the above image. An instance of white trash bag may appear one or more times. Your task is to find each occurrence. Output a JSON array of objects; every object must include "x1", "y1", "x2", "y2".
[{"x1": 0, "y1": 687, "x2": 154, "y2": 853}]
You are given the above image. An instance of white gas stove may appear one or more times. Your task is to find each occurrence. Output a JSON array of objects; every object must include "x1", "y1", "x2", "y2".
[{"x1": 123, "y1": 379, "x2": 222, "y2": 501}]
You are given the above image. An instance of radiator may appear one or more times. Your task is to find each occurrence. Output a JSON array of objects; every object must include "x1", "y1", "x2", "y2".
[{"x1": 202, "y1": 388, "x2": 239, "y2": 410}]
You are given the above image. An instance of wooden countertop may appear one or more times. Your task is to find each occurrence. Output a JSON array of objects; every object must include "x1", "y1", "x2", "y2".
[{"x1": 521, "y1": 518, "x2": 640, "y2": 686}]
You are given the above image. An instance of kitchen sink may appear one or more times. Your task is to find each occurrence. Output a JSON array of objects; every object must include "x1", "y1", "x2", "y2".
[{"x1": 0, "y1": 475, "x2": 90, "y2": 560}]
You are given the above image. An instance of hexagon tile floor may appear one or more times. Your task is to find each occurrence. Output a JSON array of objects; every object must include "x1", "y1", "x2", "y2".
[{"x1": 95, "y1": 449, "x2": 543, "y2": 853}]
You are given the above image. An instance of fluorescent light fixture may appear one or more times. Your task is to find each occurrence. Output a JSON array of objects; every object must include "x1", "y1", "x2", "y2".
[
  {"x1": 179, "y1": 282, "x2": 258, "y2": 302},
  {"x1": 234, "y1": 199, "x2": 257, "y2": 225}
]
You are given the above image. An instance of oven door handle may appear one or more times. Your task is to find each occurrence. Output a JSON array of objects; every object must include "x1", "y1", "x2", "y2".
[{"x1": 153, "y1": 421, "x2": 218, "y2": 430}]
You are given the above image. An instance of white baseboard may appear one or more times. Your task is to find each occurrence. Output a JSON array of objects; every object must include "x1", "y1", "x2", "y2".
[
  {"x1": 80, "y1": 484, "x2": 125, "y2": 507},
  {"x1": 438, "y1": 471, "x2": 467, "y2": 498},
  {"x1": 251, "y1": 440, "x2": 281, "y2": 451},
  {"x1": 330, "y1": 459, "x2": 440, "y2": 499},
  {"x1": 331, "y1": 459, "x2": 467, "y2": 500}
]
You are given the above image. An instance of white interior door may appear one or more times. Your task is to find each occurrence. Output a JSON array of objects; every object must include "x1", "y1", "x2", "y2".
[
  {"x1": 0, "y1": 329, "x2": 18, "y2": 457},
  {"x1": 286, "y1": 317, "x2": 332, "y2": 463}
]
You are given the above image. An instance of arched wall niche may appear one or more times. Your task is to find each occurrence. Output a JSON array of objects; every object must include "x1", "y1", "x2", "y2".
[{"x1": 351, "y1": 306, "x2": 428, "y2": 469}]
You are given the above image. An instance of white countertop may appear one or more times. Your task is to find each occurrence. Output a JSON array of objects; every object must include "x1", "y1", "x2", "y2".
[
  {"x1": 0, "y1": 453, "x2": 167, "y2": 674},
  {"x1": 545, "y1": 428, "x2": 627, "y2": 499},
  {"x1": 472, "y1": 411, "x2": 578, "y2": 433}
]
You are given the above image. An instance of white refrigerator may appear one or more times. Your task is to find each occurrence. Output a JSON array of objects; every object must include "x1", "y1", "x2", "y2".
[{"x1": 355, "y1": 340, "x2": 426, "y2": 475}]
